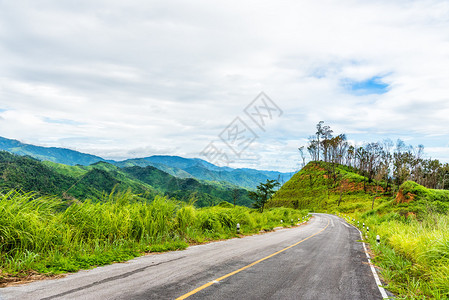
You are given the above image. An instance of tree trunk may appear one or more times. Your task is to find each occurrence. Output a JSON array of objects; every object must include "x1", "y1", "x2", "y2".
[{"x1": 372, "y1": 186, "x2": 379, "y2": 210}]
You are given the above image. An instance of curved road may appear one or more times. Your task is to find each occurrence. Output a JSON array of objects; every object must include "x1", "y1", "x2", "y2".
[{"x1": 0, "y1": 214, "x2": 386, "y2": 300}]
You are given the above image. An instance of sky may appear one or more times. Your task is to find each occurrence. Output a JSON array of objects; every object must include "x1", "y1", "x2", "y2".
[{"x1": 0, "y1": 0, "x2": 449, "y2": 172}]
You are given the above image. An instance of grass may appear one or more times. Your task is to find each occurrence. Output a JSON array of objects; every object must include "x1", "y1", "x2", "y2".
[
  {"x1": 341, "y1": 213, "x2": 449, "y2": 299},
  {"x1": 0, "y1": 189, "x2": 309, "y2": 284}
]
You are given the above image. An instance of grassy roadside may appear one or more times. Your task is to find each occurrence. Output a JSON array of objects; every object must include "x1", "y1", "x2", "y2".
[
  {"x1": 351, "y1": 213, "x2": 449, "y2": 299},
  {"x1": 0, "y1": 189, "x2": 309, "y2": 286},
  {"x1": 336, "y1": 192, "x2": 449, "y2": 299}
]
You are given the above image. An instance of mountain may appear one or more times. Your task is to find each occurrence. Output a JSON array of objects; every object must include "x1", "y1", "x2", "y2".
[
  {"x1": 0, "y1": 151, "x2": 252, "y2": 207},
  {"x1": 117, "y1": 156, "x2": 293, "y2": 189},
  {"x1": 113, "y1": 158, "x2": 193, "y2": 178},
  {"x1": 0, "y1": 136, "x2": 293, "y2": 190},
  {"x1": 0, "y1": 152, "x2": 155, "y2": 201},
  {"x1": 0, "y1": 136, "x2": 107, "y2": 166}
]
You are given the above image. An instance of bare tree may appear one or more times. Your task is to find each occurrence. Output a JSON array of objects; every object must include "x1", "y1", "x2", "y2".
[{"x1": 298, "y1": 146, "x2": 306, "y2": 169}]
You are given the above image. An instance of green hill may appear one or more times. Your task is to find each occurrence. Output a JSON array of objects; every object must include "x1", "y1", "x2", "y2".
[
  {"x1": 269, "y1": 161, "x2": 449, "y2": 217},
  {"x1": 268, "y1": 161, "x2": 390, "y2": 212},
  {"x1": 0, "y1": 151, "x2": 252, "y2": 207},
  {"x1": 391, "y1": 180, "x2": 449, "y2": 215},
  {"x1": 0, "y1": 151, "x2": 74, "y2": 195},
  {"x1": 121, "y1": 166, "x2": 252, "y2": 207},
  {"x1": 0, "y1": 152, "x2": 154, "y2": 201}
]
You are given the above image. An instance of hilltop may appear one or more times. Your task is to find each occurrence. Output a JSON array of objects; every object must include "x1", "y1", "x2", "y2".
[
  {"x1": 267, "y1": 161, "x2": 389, "y2": 212},
  {"x1": 268, "y1": 161, "x2": 449, "y2": 217}
]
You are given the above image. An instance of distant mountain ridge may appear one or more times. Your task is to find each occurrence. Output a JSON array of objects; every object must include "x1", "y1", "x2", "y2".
[
  {"x1": 0, "y1": 136, "x2": 107, "y2": 166},
  {"x1": 0, "y1": 136, "x2": 293, "y2": 189}
]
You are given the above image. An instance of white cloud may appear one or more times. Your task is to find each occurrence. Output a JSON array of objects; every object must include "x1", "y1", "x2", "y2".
[{"x1": 0, "y1": 0, "x2": 449, "y2": 171}]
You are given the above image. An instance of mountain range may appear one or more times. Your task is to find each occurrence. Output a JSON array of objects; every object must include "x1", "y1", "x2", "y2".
[
  {"x1": 0, "y1": 151, "x2": 253, "y2": 207},
  {"x1": 0, "y1": 136, "x2": 293, "y2": 189}
]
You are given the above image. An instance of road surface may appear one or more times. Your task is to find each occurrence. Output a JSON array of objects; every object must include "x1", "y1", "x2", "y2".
[{"x1": 0, "y1": 213, "x2": 387, "y2": 300}]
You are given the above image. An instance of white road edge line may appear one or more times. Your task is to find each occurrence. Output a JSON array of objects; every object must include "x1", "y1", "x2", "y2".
[
  {"x1": 341, "y1": 222, "x2": 350, "y2": 228},
  {"x1": 346, "y1": 220, "x2": 389, "y2": 299}
]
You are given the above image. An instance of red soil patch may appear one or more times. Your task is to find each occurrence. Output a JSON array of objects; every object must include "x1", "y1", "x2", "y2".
[
  {"x1": 406, "y1": 212, "x2": 416, "y2": 218},
  {"x1": 395, "y1": 189, "x2": 415, "y2": 204},
  {"x1": 334, "y1": 179, "x2": 385, "y2": 194}
]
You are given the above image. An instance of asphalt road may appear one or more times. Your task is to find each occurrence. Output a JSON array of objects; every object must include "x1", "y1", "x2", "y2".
[{"x1": 0, "y1": 214, "x2": 386, "y2": 300}]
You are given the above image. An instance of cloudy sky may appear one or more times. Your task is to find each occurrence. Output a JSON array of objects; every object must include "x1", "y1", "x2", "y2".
[{"x1": 0, "y1": 0, "x2": 449, "y2": 172}]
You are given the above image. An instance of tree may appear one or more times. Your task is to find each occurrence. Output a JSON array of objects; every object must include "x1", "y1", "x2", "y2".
[
  {"x1": 298, "y1": 146, "x2": 306, "y2": 169},
  {"x1": 316, "y1": 121, "x2": 324, "y2": 161},
  {"x1": 232, "y1": 188, "x2": 239, "y2": 208},
  {"x1": 249, "y1": 179, "x2": 280, "y2": 212}
]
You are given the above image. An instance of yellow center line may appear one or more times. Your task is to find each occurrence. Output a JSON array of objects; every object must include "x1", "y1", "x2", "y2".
[{"x1": 176, "y1": 218, "x2": 330, "y2": 300}]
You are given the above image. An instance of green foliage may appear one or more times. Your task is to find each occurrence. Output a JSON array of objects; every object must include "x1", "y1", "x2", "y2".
[
  {"x1": 249, "y1": 179, "x2": 280, "y2": 212},
  {"x1": 0, "y1": 152, "x2": 253, "y2": 208},
  {"x1": 0, "y1": 189, "x2": 308, "y2": 281},
  {"x1": 122, "y1": 165, "x2": 253, "y2": 207},
  {"x1": 351, "y1": 213, "x2": 449, "y2": 299}
]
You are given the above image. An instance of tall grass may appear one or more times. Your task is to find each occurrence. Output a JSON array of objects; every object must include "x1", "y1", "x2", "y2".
[
  {"x1": 351, "y1": 212, "x2": 449, "y2": 299},
  {"x1": 0, "y1": 190, "x2": 308, "y2": 280}
]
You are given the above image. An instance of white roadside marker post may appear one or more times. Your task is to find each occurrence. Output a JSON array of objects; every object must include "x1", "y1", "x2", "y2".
[
  {"x1": 376, "y1": 235, "x2": 380, "y2": 244},
  {"x1": 236, "y1": 223, "x2": 240, "y2": 234}
]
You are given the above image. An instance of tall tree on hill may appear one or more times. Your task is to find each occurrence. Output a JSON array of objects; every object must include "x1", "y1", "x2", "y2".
[
  {"x1": 249, "y1": 179, "x2": 280, "y2": 212},
  {"x1": 321, "y1": 124, "x2": 333, "y2": 163},
  {"x1": 346, "y1": 145, "x2": 355, "y2": 168},
  {"x1": 298, "y1": 146, "x2": 306, "y2": 169},
  {"x1": 315, "y1": 121, "x2": 324, "y2": 161},
  {"x1": 393, "y1": 139, "x2": 412, "y2": 187},
  {"x1": 307, "y1": 137, "x2": 319, "y2": 161}
]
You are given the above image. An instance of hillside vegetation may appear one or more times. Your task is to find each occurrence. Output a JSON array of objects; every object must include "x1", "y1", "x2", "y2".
[
  {"x1": 268, "y1": 161, "x2": 390, "y2": 213},
  {"x1": 0, "y1": 152, "x2": 252, "y2": 207}
]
